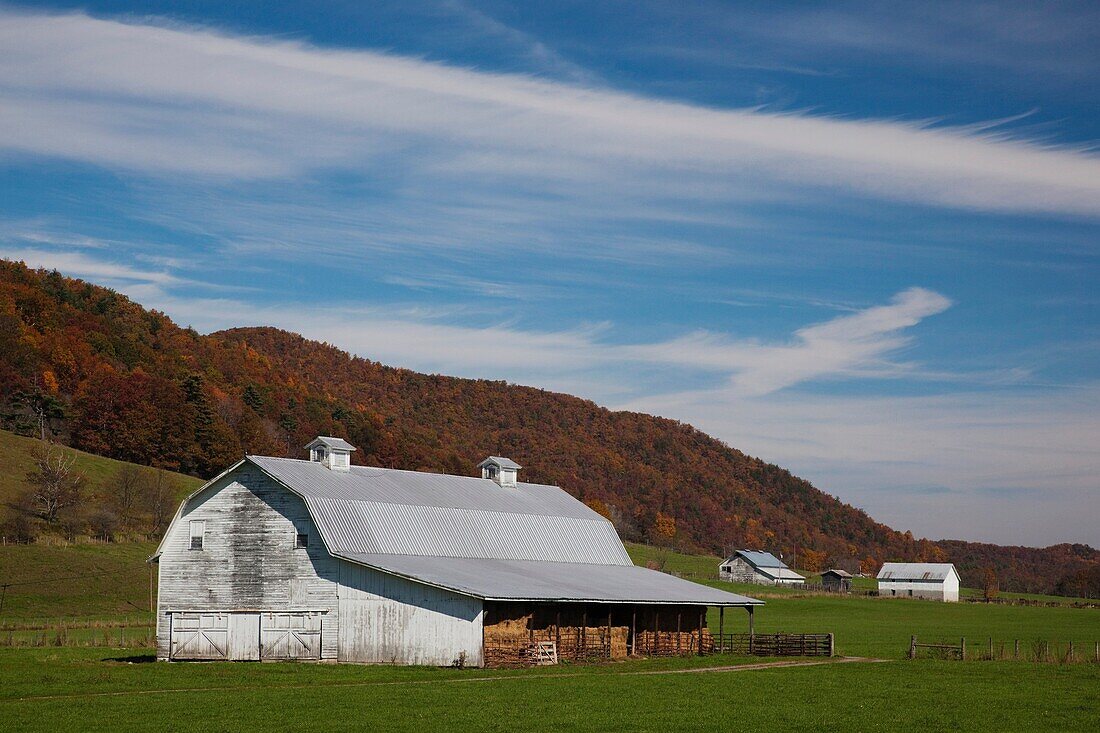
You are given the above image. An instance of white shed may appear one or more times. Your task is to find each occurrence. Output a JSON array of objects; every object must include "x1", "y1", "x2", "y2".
[
  {"x1": 151, "y1": 437, "x2": 761, "y2": 665},
  {"x1": 876, "y1": 562, "x2": 961, "y2": 602}
]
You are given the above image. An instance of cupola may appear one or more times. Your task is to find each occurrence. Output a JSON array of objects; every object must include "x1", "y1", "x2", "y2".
[
  {"x1": 478, "y1": 456, "x2": 521, "y2": 488},
  {"x1": 305, "y1": 436, "x2": 356, "y2": 472}
]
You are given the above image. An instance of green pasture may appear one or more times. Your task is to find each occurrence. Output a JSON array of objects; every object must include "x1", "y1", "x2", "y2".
[{"x1": 0, "y1": 647, "x2": 1097, "y2": 732}]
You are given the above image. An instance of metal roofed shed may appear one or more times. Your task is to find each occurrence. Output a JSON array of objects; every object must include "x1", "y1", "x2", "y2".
[
  {"x1": 151, "y1": 438, "x2": 762, "y2": 667},
  {"x1": 877, "y1": 562, "x2": 960, "y2": 602},
  {"x1": 821, "y1": 569, "x2": 853, "y2": 593},
  {"x1": 720, "y1": 550, "x2": 807, "y2": 586}
]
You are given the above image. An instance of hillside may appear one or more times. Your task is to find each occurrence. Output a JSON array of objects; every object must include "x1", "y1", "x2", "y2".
[{"x1": 0, "y1": 259, "x2": 1096, "y2": 593}]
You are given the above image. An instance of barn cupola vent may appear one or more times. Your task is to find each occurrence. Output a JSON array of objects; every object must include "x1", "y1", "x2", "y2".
[
  {"x1": 478, "y1": 456, "x2": 521, "y2": 488},
  {"x1": 305, "y1": 436, "x2": 356, "y2": 472}
]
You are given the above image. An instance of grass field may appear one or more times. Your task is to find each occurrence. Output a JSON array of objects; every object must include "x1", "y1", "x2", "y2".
[{"x1": 0, "y1": 647, "x2": 1096, "y2": 732}]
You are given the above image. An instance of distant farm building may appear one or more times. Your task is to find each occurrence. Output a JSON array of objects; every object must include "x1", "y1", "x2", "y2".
[
  {"x1": 152, "y1": 439, "x2": 761, "y2": 665},
  {"x1": 720, "y1": 550, "x2": 806, "y2": 586},
  {"x1": 876, "y1": 562, "x2": 960, "y2": 602},
  {"x1": 820, "y1": 569, "x2": 853, "y2": 593}
]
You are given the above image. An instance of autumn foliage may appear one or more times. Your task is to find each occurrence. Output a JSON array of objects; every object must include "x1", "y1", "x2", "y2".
[{"x1": 0, "y1": 260, "x2": 1096, "y2": 594}]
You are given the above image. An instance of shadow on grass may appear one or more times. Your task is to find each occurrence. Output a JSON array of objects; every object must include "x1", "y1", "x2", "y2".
[{"x1": 102, "y1": 654, "x2": 156, "y2": 664}]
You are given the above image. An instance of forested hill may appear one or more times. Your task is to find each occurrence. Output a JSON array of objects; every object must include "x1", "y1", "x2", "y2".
[{"x1": 0, "y1": 260, "x2": 1096, "y2": 593}]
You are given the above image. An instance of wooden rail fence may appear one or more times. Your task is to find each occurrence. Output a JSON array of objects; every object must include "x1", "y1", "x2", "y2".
[
  {"x1": 714, "y1": 633, "x2": 834, "y2": 657},
  {"x1": 909, "y1": 635, "x2": 1100, "y2": 663}
]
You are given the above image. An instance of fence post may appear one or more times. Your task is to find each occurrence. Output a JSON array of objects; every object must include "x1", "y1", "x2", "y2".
[
  {"x1": 1014, "y1": 639, "x2": 1019, "y2": 659},
  {"x1": 828, "y1": 633, "x2": 835, "y2": 658},
  {"x1": 719, "y1": 607, "x2": 725, "y2": 654},
  {"x1": 909, "y1": 635, "x2": 916, "y2": 660},
  {"x1": 1068, "y1": 641, "x2": 1074, "y2": 662},
  {"x1": 988, "y1": 637, "x2": 993, "y2": 660},
  {"x1": 960, "y1": 637, "x2": 966, "y2": 660},
  {"x1": 1095, "y1": 641, "x2": 1098, "y2": 663}
]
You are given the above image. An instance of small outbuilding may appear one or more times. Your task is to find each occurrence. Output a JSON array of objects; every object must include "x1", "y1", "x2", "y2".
[
  {"x1": 720, "y1": 550, "x2": 806, "y2": 586},
  {"x1": 820, "y1": 569, "x2": 853, "y2": 593},
  {"x1": 876, "y1": 562, "x2": 960, "y2": 602}
]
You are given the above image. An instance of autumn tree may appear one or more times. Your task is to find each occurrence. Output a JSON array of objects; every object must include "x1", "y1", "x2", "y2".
[
  {"x1": 653, "y1": 512, "x2": 677, "y2": 547},
  {"x1": 24, "y1": 443, "x2": 85, "y2": 526},
  {"x1": 584, "y1": 498, "x2": 612, "y2": 521},
  {"x1": 982, "y1": 567, "x2": 999, "y2": 600},
  {"x1": 801, "y1": 548, "x2": 827, "y2": 573}
]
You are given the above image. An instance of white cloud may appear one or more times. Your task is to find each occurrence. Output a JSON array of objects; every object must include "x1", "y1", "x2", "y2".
[
  {"x1": 625, "y1": 287, "x2": 952, "y2": 395},
  {"x1": 0, "y1": 10, "x2": 1098, "y2": 216}
]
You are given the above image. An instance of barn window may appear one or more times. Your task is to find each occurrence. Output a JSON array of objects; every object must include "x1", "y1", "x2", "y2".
[
  {"x1": 189, "y1": 520, "x2": 205, "y2": 550},
  {"x1": 295, "y1": 533, "x2": 309, "y2": 549}
]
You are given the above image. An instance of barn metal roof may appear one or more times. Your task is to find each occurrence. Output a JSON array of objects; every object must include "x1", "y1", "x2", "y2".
[
  {"x1": 249, "y1": 456, "x2": 631, "y2": 565},
  {"x1": 822, "y1": 569, "x2": 853, "y2": 578},
  {"x1": 877, "y1": 562, "x2": 958, "y2": 582},
  {"x1": 304, "y1": 436, "x2": 357, "y2": 451},
  {"x1": 732, "y1": 550, "x2": 789, "y2": 569},
  {"x1": 478, "y1": 456, "x2": 521, "y2": 470},
  {"x1": 757, "y1": 567, "x2": 806, "y2": 582},
  {"x1": 339, "y1": 553, "x2": 763, "y2": 606}
]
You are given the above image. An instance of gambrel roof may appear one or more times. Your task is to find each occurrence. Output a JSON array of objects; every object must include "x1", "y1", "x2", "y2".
[{"x1": 155, "y1": 455, "x2": 761, "y2": 607}]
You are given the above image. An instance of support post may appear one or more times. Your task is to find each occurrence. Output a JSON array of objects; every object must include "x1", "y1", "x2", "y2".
[
  {"x1": 607, "y1": 610, "x2": 612, "y2": 660},
  {"x1": 828, "y1": 632, "x2": 835, "y2": 658},
  {"x1": 654, "y1": 611, "x2": 659, "y2": 654},
  {"x1": 909, "y1": 635, "x2": 916, "y2": 660},
  {"x1": 677, "y1": 612, "x2": 682, "y2": 655},
  {"x1": 719, "y1": 607, "x2": 725, "y2": 654},
  {"x1": 697, "y1": 610, "x2": 704, "y2": 656},
  {"x1": 630, "y1": 610, "x2": 636, "y2": 657},
  {"x1": 581, "y1": 610, "x2": 587, "y2": 658},
  {"x1": 556, "y1": 610, "x2": 561, "y2": 653}
]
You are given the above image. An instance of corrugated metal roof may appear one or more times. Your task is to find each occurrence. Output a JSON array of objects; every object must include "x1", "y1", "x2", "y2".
[
  {"x1": 304, "y1": 436, "x2": 356, "y2": 451},
  {"x1": 340, "y1": 554, "x2": 762, "y2": 605},
  {"x1": 250, "y1": 456, "x2": 631, "y2": 565},
  {"x1": 877, "y1": 562, "x2": 957, "y2": 582},
  {"x1": 479, "y1": 456, "x2": 521, "y2": 469},
  {"x1": 734, "y1": 550, "x2": 788, "y2": 569},
  {"x1": 757, "y1": 567, "x2": 805, "y2": 582},
  {"x1": 822, "y1": 569, "x2": 853, "y2": 578}
]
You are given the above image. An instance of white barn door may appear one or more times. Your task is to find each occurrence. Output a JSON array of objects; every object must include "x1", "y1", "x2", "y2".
[
  {"x1": 228, "y1": 613, "x2": 261, "y2": 660},
  {"x1": 260, "y1": 612, "x2": 322, "y2": 659},
  {"x1": 170, "y1": 612, "x2": 229, "y2": 660}
]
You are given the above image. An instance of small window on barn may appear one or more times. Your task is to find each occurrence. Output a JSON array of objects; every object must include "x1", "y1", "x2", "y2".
[
  {"x1": 295, "y1": 533, "x2": 309, "y2": 549},
  {"x1": 189, "y1": 520, "x2": 205, "y2": 550}
]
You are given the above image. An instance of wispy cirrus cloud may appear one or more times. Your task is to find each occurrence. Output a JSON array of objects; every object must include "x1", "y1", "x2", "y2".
[{"x1": 0, "y1": 9, "x2": 1098, "y2": 217}]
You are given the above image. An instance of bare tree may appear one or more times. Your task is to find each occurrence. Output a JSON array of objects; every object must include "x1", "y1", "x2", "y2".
[
  {"x1": 143, "y1": 468, "x2": 179, "y2": 538},
  {"x1": 24, "y1": 443, "x2": 86, "y2": 526},
  {"x1": 111, "y1": 463, "x2": 144, "y2": 531}
]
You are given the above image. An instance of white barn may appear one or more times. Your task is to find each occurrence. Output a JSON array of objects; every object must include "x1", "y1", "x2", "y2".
[
  {"x1": 152, "y1": 438, "x2": 761, "y2": 665},
  {"x1": 876, "y1": 562, "x2": 961, "y2": 602},
  {"x1": 720, "y1": 550, "x2": 806, "y2": 586}
]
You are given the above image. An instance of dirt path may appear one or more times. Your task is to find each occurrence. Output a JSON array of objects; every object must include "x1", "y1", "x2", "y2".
[{"x1": 3, "y1": 656, "x2": 890, "y2": 703}]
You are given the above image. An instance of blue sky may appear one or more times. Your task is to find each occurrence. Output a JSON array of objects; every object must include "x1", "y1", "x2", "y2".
[{"x1": 0, "y1": 1, "x2": 1097, "y2": 546}]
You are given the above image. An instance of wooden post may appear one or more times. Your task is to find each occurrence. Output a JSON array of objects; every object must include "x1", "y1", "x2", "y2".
[
  {"x1": 581, "y1": 610, "x2": 587, "y2": 658},
  {"x1": 630, "y1": 610, "x2": 636, "y2": 657},
  {"x1": 1094, "y1": 641, "x2": 1098, "y2": 663},
  {"x1": 697, "y1": 610, "x2": 704, "y2": 656},
  {"x1": 719, "y1": 607, "x2": 725, "y2": 654},
  {"x1": 828, "y1": 633, "x2": 835, "y2": 658},
  {"x1": 988, "y1": 637, "x2": 993, "y2": 660},
  {"x1": 909, "y1": 635, "x2": 917, "y2": 660},
  {"x1": 607, "y1": 610, "x2": 612, "y2": 659},
  {"x1": 556, "y1": 610, "x2": 561, "y2": 653},
  {"x1": 748, "y1": 606, "x2": 755, "y2": 654},
  {"x1": 960, "y1": 637, "x2": 965, "y2": 660},
  {"x1": 1015, "y1": 639, "x2": 1019, "y2": 659},
  {"x1": 1068, "y1": 641, "x2": 1074, "y2": 662},
  {"x1": 676, "y1": 612, "x2": 682, "y2": 655},
  {"x1": 653, "y1": 610, "x2": 659, "y2": 654}
]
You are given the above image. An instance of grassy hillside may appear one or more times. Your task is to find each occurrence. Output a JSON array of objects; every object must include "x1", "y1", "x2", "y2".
[{"x1": 0, "y1": 429, "x2": 202, "y2": 508}]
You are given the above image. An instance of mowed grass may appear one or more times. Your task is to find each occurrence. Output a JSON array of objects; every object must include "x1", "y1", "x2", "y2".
[{"x1": 0, "y1": 647, "x2": 1097, "y2": 732}]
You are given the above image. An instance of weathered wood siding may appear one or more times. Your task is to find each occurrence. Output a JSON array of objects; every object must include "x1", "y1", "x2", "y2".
[
  {"x1": 338, "y1": 562, "x2": 483, "y2": 666},
  {"x1": 878, "y1": 579, "x2": 959, "y2": 602},
  {"x1": 156, "y1": 467, "x2": 340, "y2": 660}
]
